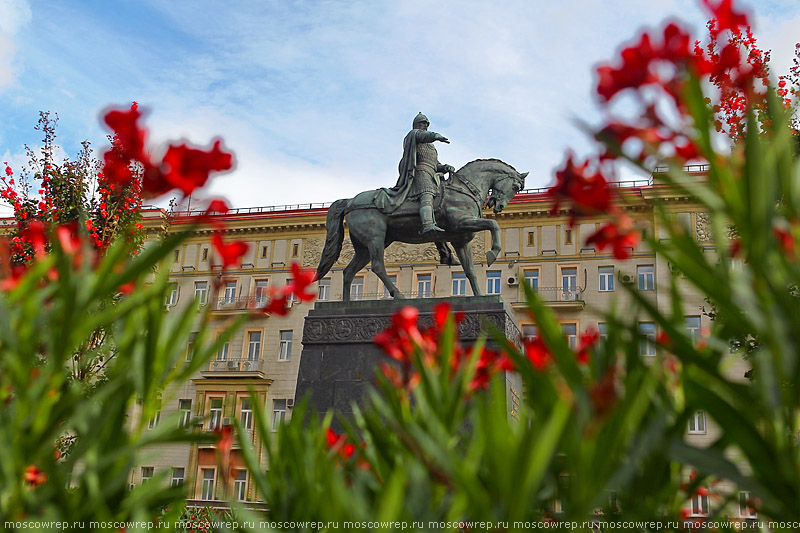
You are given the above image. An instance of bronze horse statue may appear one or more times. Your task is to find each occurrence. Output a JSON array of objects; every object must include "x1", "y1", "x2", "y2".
[{"x1": 316, "y1": 159, "x2": 527, "y2": 300}]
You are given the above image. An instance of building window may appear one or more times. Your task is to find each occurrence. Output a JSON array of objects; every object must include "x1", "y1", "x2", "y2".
[
  {"x1": 350, "y1": 277, "x2": 364, "y2": 300},
  {"x1": 452, "y1": 272, "x2": 467, "y2": 296},
  {"x1": 216, "y1": 339, "x2": 229, "y2": 361},
  {"x1": 564, "y1": 228, "x2": 573, "y2": 245},
  {"x1": 561, "y1": 267, "x2": 578, "y2": 301},
  {"x1": 223, "y1": 281, "x2": 237, "y2": 304},
  {"x1": 171, "y1": 467, "x2": 184, "y2": 487},
  {"x1": 486, "y1": 271, "x2": 501, "y2": 295},
  {"x1": 234, "y1": 470, "x2": 247, "y2": 501},
  {"x1": 561, "y1": 323, "x2": 578, "y2": 349},
  {"x1": 685, "y1": 316, "x2": 701, "y2": 342},
  {"x1": 598, "y1": 323, "x2": 608, "y2": 344},
  {"x1": 147, "y1": 397, "x2": 161, "y2": 429},
  {"x1": 690, "y1": 490, "x2": 709, "y2": 517},
  {"x1": 639, "y1": 322, "x2": 656, "y2": 356},
  {"x1": 279, "y1": 331, "x2": 293, "y2": 361},
  {"x1": 383, "y1": 275, "x2": 397, "y2": 299},
  {"x1": 417, "y1": 274, "x2": 432, "y2": 297},
  {"x1": 598, "y1": 266, "x2": 614, "y2": 292},
  {"x1": 261, "y1": 245, "x2": 268, "y2": 259},
  {"x1": 179, "y1": 399, "x2": 192, "y2": 427},
  {"x1": 522, "y1": 324, "x2": 538, "y2": 342},
  {"x1": 527, "y1": 231, "x2": 535, "y2": 247},
  {"x1": 186, "y1": 332, "x2": 197, "y2": 362},
  {"x1": 194, "y1": 281, "x2": 208, "y2": 305},
  {"x1": 272, "y1": 399, "x2": 287, "y2": 430},
  {"x1": 739, "y1": 491, "x2": 757, "y2": 518},
  {"x1": 318, "y1": 278, "x2": 331, "y2": 301},
  {"x1": 141, "y1": 466, "x2": 154, "y2": 483},
  {"x1": 637, "y1": 265, "x2": 655, "y2": 290},
  {"x1": 201, "y1": 248, "x2": 209, "y2": 261},
  {"x1": 688, "y1": 410, "x2": 706, "y2": 434},
  {"x1": 247, "y1": 331, "x2": 261, "y2": 361},
  {"x1": 240, "y1": 397, "x2": 253, "y2": 431},
  {"x1": 173, "y1": 250, "x2": 180, "y2": 262},
  {"x1": 200, "y1": 468, "x2": 216, "y2": 500},
  {"x1": 165, "y1": 284, "x2": 178, "y2": 306},
  {"x1": 524, "y1": 270, "x2": 539, "y2": 292},
  {"x1": 292, "y1": 243, "x2": 300, "y2": 257},
  {"x1": 209, "y1": 398, "x2": 223, "y2": 431},
  {"x1": 254, "y1": 280, "x2": 269, "y2": 306}
]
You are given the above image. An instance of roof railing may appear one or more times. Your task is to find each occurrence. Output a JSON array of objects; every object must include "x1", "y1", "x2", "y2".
[{"x1": 142, "y1": 164, "x2": 709, "y2": 217}]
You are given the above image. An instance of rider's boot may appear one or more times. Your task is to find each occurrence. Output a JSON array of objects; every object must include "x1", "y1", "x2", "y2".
[{"x1": 419, "y1": 196, "x2": 445, "y2": 234}]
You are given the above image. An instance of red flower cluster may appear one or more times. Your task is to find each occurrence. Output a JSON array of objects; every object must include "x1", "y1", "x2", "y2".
[
  {"x1": 523, "y1": 327, "x2": 600, "y2": 371},
  {"x1": 374, "y1": 303, "x2": 515, "y2": 394},
  {"x1": 326, "y1": 428, "x2": 356, "y2": 459},
  {"x1": 211, "y1": 232, "x2": 249, "y2": 270},
  {"x1": 24, "y1": 465, "x2": 47, "y2": 487},
  {"x1": 256, "y1": 263, "x2": 317, "y2": 316},
  {"x1": 101, "y1": 103, "x2": 234, "y2": 198},
  {"x1": 548, "y1": 153, "x2": 613, "y2": 223},
  {"x1": 585, "y1": 215, "x2": 641, "y2": 260}
]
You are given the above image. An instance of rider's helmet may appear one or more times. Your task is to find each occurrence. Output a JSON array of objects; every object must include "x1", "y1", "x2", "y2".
[{"x1": 413, "y1": 112, "x2": 430, "y2": 129}]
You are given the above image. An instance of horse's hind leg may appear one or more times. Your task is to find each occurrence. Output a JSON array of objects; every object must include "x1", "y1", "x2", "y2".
[
  {"x1": 453, "y1": 238, "x2": 482, "y2": 296},
  {"x1": 367, "y1": 239, "x2": 403, "y2": 299},
  {"x1": 342, "y1": 240, "x2": 370, "y2": 302}
]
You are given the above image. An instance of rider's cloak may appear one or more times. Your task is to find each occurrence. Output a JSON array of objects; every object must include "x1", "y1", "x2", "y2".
[{"x1": 373, "y1": 128, "x2": 441, "y2": 214}]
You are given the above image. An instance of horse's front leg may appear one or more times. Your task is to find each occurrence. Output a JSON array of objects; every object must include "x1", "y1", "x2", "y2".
[
  {"x1": 450, "y1": 217, "x2": 502, "y2": 266},
  {"x1": 452, "y1": 238, "x2": 481, "y2": 296}
]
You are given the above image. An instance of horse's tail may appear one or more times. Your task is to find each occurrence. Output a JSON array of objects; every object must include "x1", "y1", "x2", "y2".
[{"x1": 316, "y1": 198, "x2": 349, "y2": 281}]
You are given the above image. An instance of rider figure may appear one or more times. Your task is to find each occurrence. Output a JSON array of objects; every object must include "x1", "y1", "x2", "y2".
[{"x1": 398, "y1": 112, "x2": 455, "y2": 233}]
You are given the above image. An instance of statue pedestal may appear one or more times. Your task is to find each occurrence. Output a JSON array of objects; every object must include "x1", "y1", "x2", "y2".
[{"x1": 296, "y1": 296, "x2": 522, "y2": 426}]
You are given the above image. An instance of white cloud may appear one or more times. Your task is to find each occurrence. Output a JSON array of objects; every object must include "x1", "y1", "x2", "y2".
[{"x1": 0, "y1": 0, "x2": 31, "y2": 90}]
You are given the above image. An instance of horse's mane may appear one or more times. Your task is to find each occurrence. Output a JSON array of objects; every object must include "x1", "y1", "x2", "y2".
[{"x1": 455, "y1": 158, "x2": 519, "y2": 175}]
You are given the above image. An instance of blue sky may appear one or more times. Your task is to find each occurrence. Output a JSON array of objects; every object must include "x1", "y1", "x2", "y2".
[{"x1": 1, "y1": 0, "x2": 799, "y2": 216}]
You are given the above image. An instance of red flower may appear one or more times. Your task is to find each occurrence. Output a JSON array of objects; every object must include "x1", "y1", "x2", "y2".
[
  {"x1": 597, "y1": 33, "x2": 658, "y2": 101},
  {"x1": 773, "y1": 226, "x2": 795, "y2": 257},
  {"x1": 24, "y1": 465, "x2": 47, "y2": 487},
  {"x1": 549, "y1": 153, "x2": 613, "y2": 222},
  {"x1": 262, "y1": 286, "x2": 291, "y2": 316},
  {"x1": 211, "y1": 232, "x2": 249, "y2": 270},
  {"x1": 703, "y1": 0, "x2": 749, "y2": 33},
  {"x1": 524, "y1": 336, "x2": 552, "y2": 371},
  {"x1": 585, "y1": 216, "x2": 640, "y2": 259},
  {"x1": 286, "y1": 262, "x2": 317, "y2": 302},
  {"x1": 20, "y1": 220, "x2": 47, "y2": 258},
  {"x1": 576, "y1": 328, "x2": 600, "y2": 365},
  {"x1": 162, "y1": 140, "x2": 233, "y2": 196},
  {"x1": 56, "y1": 223, "x2": 81, "y2": 255},
  {"x1": 433, "y1": 301, "x2": 451, "y2": 329},
  {"x1": 103, "y1": 103, "x2": 149, "y2": 164},
  {"x1": 4, "y1": 165, "x2": 12, "y2": 176}
]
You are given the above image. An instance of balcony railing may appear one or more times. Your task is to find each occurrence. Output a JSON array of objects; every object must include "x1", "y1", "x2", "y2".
[
  {"x1": 207, "y1": 357, "x2": 264, "y2": 373},
  {"x1": 211, "y1": 296, "x2": 272, "y2": 311},
  {"x1": 535, "y1": 286, "x2": 583, "y2": 302}
]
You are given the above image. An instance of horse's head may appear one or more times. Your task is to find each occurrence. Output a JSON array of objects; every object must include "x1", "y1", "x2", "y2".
[{"x1": 486, "y1": 171, "x2": 528, "y2": 214}]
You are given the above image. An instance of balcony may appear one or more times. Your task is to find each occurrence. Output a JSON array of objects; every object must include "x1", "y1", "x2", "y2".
[
  {"x1": 201, "y1": 357, "x2": 266, "y2": 378},
  {"x1": 211, "y1": 296, "x2": 266, "y2": 312},
  {"x1": 512, "y1": 287, "x2": 585, "y2": 311}
]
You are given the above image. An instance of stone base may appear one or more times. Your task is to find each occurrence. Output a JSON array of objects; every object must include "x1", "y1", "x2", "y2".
[{"x1": 295, "y1": 296, "x2": 521, "y2": 425}]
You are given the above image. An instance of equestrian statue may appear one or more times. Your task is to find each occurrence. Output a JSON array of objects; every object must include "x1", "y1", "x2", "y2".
[{"x1": 316, "y1": 112, "x2": 528, "y2": 301}]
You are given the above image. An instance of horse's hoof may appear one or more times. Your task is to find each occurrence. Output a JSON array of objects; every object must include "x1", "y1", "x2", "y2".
[{"x1": 486, "y1": 251, "x2": 497, "y2": 266}]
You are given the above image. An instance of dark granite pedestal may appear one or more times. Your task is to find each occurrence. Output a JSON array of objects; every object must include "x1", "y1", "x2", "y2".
[{"x1": 295, "y1": 296, "x2": 522, "y2": 424}]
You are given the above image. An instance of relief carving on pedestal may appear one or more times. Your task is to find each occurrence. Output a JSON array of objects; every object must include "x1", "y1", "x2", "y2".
[{"x1": 302, "y1": 236, "x2": 486, "y2": 268}]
